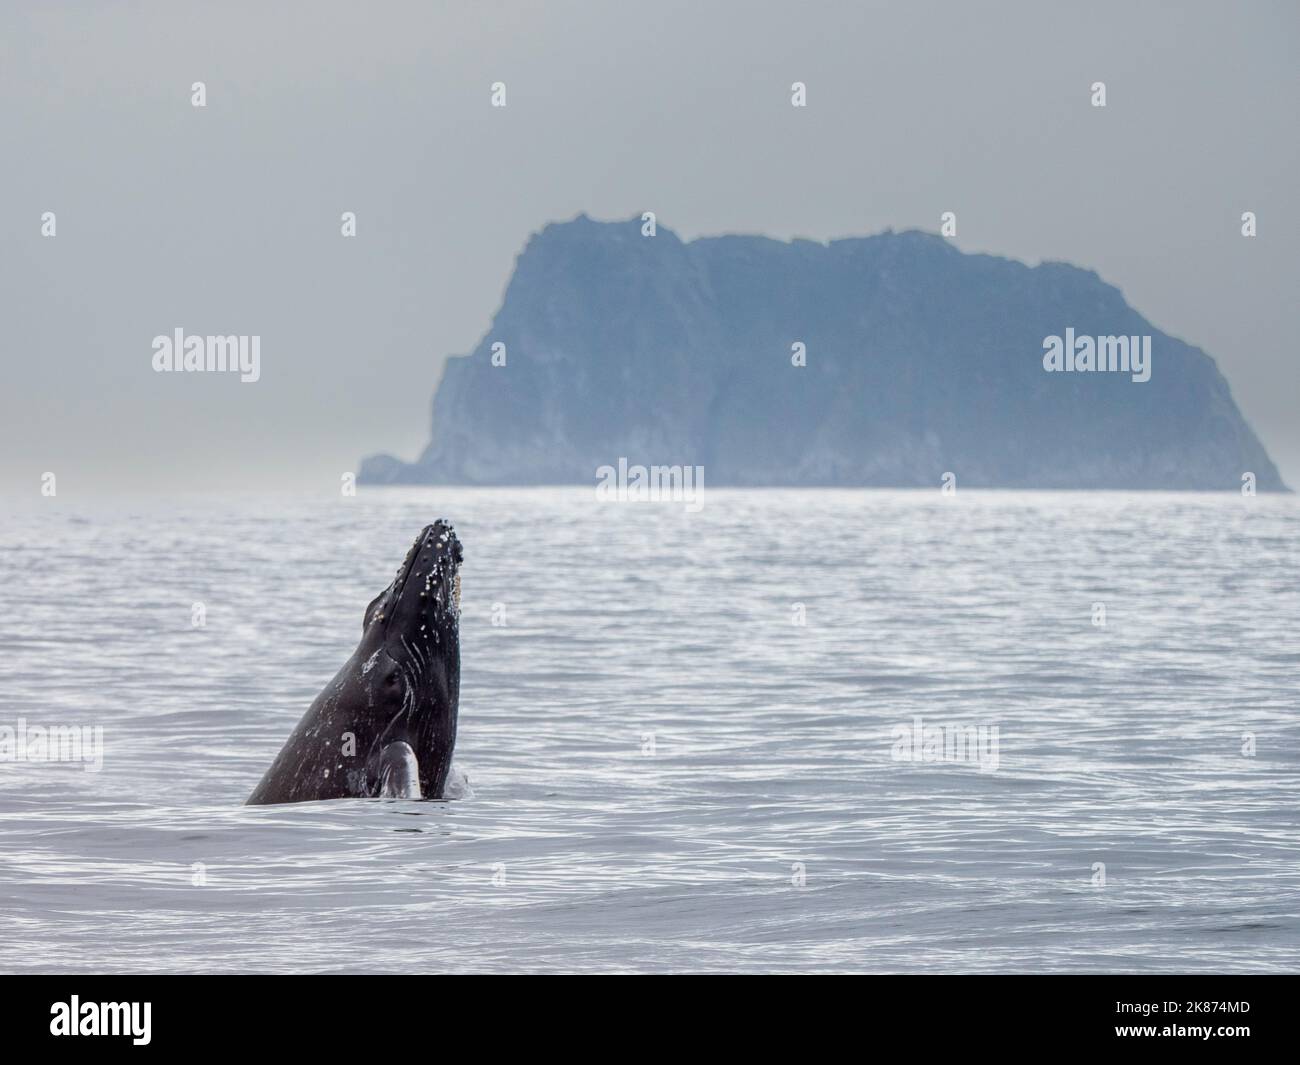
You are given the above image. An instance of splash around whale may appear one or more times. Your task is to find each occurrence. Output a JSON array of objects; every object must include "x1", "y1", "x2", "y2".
[{"x1": 246, "y1": 521, "x2": 463, "y2": 805}]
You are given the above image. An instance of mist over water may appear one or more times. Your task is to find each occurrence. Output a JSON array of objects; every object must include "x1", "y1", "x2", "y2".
[{"x1": 1, "y1": 488, "x2": 1297, "y2": 973}]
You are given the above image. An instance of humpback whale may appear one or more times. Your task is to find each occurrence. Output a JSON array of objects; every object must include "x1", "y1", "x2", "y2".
[{"x1": 247, "y1": 521, "x2": 462, "y2": 805}]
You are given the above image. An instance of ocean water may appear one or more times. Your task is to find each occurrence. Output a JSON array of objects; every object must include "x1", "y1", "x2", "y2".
[{"x1": 0, "y1": 487, "x2": 1297, "y2": 974}]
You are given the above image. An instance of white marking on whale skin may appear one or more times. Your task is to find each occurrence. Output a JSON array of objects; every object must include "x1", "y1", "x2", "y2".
[{"x1": 361, "y1": 649, "x2": 381, "y2": 676}]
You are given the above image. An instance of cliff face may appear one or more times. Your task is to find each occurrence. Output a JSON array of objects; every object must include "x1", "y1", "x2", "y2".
[{"x1": 360, "y1": 215, "x2": 1286, "y2": 491}]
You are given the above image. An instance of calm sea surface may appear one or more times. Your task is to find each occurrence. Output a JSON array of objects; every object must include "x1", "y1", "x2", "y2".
[{"x1": 1, "y1": 488, "x2": 1297, "y2": 973}]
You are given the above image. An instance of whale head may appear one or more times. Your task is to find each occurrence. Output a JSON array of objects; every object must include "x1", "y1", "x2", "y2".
[
  {"x1": 354, "y1": 520, "x2": 463, "y2": 797},
  {"x1": 365, "y1": 519, "x2": 463, "y2": 639}
]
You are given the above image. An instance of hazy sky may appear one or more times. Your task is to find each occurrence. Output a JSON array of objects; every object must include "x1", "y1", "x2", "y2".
[{"x1": 2, "y1": 0, "x2": 1296, "y2": 496}]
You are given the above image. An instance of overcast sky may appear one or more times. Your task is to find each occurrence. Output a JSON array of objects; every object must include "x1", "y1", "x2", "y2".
[{"x1": 2, "y1": 0, "x2": 1296, "y2": 496}]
